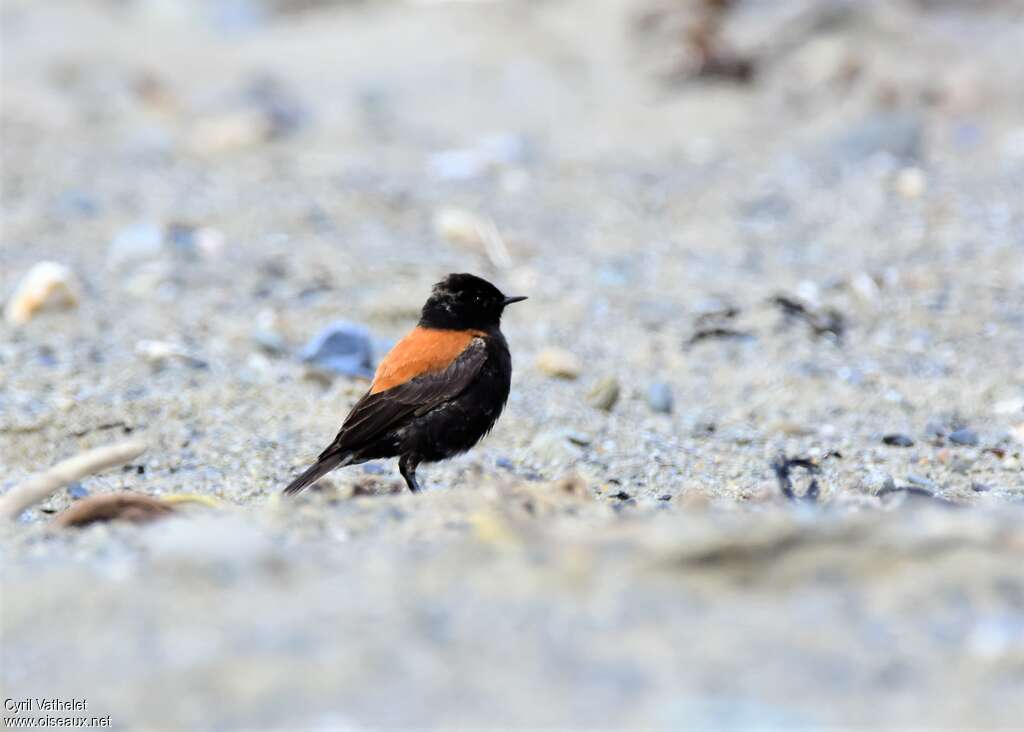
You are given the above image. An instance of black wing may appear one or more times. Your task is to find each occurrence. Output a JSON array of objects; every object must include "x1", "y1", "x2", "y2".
[{"x1": 320, "y1": 337, "x2": 488, "y2": 459}]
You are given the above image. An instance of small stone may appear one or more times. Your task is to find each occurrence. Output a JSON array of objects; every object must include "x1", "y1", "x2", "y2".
[
  {"x1": 433, "y1": 207, "x2": 511, "y2": 269},
  {"x1": 427, "y1": 149, "x2": 489, "y2": 182},
  {"x1": 302, "y1": 366, "x2": 335, "y2": 388},
  {"x1": 109, "y1": 222, "x2": 164, "y2": 267},
  {"x1": 51, "y1": 190, "x2": 99, "y2": 219},
  {"x1": 832, "y1": 111, "x2": 923, "y2": 163},
  {"x1": 135, "y1": 340, "x2": 207, "y2": 369},
  {"x1": 252, "y1": 329, "x2": 287, "y2": 356},
  {"x1": 535, "y1": 348, "x2": 581, "y2": 380},
  {"x1": 495, "y1": 457, "x2": 514, "y2": 471},
  {"x1": 1011, "y1": 423, "x2": 1024, "y2": 446},
  {"x1": 850, "y1": 272, "x2": 880, "y2": 302},
  {"x1": 906, "y1": 474, "x2": 936, "y2": 489},
  {"x1": 300, "y1": 321, "x2": 374, "y2": 378},
  {"x1": 167, "y1": 223, "x2": 226, "y2": 260},
  {"x1": 587, "y1": 377, "x2": 620, "y2": 411},
  {"x1": 530, "y1": 429, "x2": 585, "y2": 464},
  {"x1": 882, "y1": 433, "x2": 914, "y2": 447},
  {"x1": 949, "y1": 428, "x2": 980, "y2": 446},
  {"x1": 894, "y1": 166, "x2": 927, "y2": 199},
  {"x1": 252, "y1": 310, "x2": 287, "y2": 356},
  {"x1": 4, "y1": 261, "x2": 80, "y2": 325},
  {"x1": 564, "y1": 430, "x2": 592, "y2": 447},
  {"x1": 863, "y1": 470, "x2": 896, "y2": 494},
  {"x1": 647, "y1": 382, "x2": 674, "y2": 414},
  {"x1": 768, "y1": 420, "x2": 812, "y2": 437},
  {"x1": 951, "y1": 457, "x2": 974, "y2": 475},
  {"x1": 67, "y1": 482, "x2": 89, "y2": 500},
  {"x1": 243, "y1": 74, "x2": 307, "y2": 139},
  {"x1": 993, "y1": 398, "x2": 1024, "y2": 416},
  {"x1": 186, "y1": 110, "x2": 272, "y2": 156},
  {"x1": 427, "y1": 132, "x2": 530, "y2": 182}
]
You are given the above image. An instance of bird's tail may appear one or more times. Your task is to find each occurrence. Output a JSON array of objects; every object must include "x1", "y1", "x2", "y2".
[{"x1": 282, "y1": 452, "x2": 353, "y2": 495}]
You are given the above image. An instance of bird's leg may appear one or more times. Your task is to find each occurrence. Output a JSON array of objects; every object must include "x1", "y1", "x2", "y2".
[{"x1": 399, "y1": 454, "x2": 422, "y2": 493}]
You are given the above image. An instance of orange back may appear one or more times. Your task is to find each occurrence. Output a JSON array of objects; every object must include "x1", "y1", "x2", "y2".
[{"x1": 370, "y1": 327, "x2": 484, "y2": 394}]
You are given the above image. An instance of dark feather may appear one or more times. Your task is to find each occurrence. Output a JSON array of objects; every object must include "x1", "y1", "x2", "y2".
[
  {"x1": 282, "y1": 452, "x2": 350, "y2": 495},
  {"x1": 284, "y1": 338, "x2": 489, "y2": 494},
  {"x1": 332, "y1": 338, "x2": 488, "y2": 451}
]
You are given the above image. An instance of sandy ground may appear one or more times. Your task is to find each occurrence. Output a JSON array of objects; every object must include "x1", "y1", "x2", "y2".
[{"x1": 2, "y1": 0, "x2": 1024, "y2": 729}]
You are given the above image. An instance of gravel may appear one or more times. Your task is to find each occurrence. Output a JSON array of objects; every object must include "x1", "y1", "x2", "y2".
[{"x1": 2, "y1": 0, "x2": 1024, "y2": 729}]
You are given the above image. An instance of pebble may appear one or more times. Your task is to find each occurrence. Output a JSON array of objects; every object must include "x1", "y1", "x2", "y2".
[
  {"x1": 849, "y1": 272, "x2": 881, "y2": 303},
  {"x1": 832, "y1": 111, "x2": 923, "y2": 163},
  {"x1": 647, "y1": 382, "x2": 674, "y2": 414},
  {"x1": 166, "y1": 223, "x2": 226, "y2": 260},
  {"x1": 4, "y1": 261, "x2": 81, "y2": 325},
  {"x1": 862, "y1": 470, "x2": 896, "y2": 495},
  {"x1": 186, "y1": 110, "x2": 272, "y2": 156},
  {"x1": 109, "y1": 222, "x2": 164, "y2": 267},
  {"x1": 529, "y1": 429, "x2": 586, "y2": 464},
  {"x1": 252, "y1": 329, "x2": 287, "y2": 356},
  {"x1": 427, "y1": 132, "x2": 530, "y2": 182},
  {"x1": 882, "y1": 433, "x2": 914, "y2": 447},
  {"x1": 894, "y1": 167, "x2": 927, "y2": 199},
  {"x1": 427, "y1": 149, "x2": 490, "y2": 182},
  {"x1": 67, "y1": 482, "x2": 89, "y2": 500},
  {"x1": 993, "y1": 398, "x2": 1024, "y2": 416},
  {"x1": 906, "y1": 474, "x2": 937, "y2": 489},
  {"x1": 111, "y1": 222, "x2": 225, "y2": 267},
  {"x1": 925, "y1": 418, "x2": 949, "y2": 440},
  {"x1": 51, "y1": 190, "x2": 99, "y2": 219},
  {"x1": 433, "y1": 207, "x2": 511, "y2": 269},
  {"x1": 299, "y1": 321, "x2": 375, "y2": 378},
  {"x1": 951, "y1": 457, "x2": 974, "y2": 475},
  {"x1": 949, "y1": 428, "x2": 980, "y2": 446},
  {"x1": 535, "y1": 348, "x2": 582, "y2": 380},
  {"x1": 1011, "y1": 423, "x2": 1024, "y2": 446},
  {"x1": 768, "y1": 420, "x2": 812, "y2": 437},
  {"x1": 251, "y1": 309, "x2": 287, "y2": 355},
  {"x1": 587, "y1": 377, "x2": 620, "y2": 411},
  {"x1": 135, "y1": 340, "x2": 207, "y2": 369},
  {"x1": 243, "y1": 74, "x2": 307, "y2": 139}
]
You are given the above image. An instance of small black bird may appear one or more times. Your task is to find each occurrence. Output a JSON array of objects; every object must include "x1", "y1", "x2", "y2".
[{"x1": 284, "y1": 273, "x2": 526, "y2": 495}]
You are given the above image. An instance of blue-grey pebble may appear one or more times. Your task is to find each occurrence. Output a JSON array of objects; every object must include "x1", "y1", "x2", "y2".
[
  {"x1": 647, "y1": 382, "x2": 674, "y2": 414},
  {"x1": 299, "y1": 321, "x2": 375, "y2": 378},
  {"x1": 68, "y1": 482, "x2": 89, "y2": 499},
  {"x1": 949, "y1": 428, "x2": 979, "y2": 446}
]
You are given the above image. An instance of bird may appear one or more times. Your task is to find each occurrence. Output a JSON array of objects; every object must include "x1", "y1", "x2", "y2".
[{"x1": 283, "y1": 273, "x2": 526, "y2": 495}]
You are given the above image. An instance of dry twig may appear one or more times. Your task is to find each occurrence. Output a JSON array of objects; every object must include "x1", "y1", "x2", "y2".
[{"x1": 0, "y1": 440, "x2": 147, "y2": 521}]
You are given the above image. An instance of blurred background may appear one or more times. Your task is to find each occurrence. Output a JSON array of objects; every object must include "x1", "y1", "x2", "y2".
[{"x1": 2, "y1": 0, "x2": 1024, "y2": 729}]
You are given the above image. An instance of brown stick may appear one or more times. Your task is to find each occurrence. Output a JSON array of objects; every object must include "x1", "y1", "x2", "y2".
[{"x1": 0, "y1": 440, "x2": 147, "y2": 521}]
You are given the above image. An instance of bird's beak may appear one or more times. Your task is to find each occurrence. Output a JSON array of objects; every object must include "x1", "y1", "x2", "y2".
[{"x1": 503, "y1": 295, "x2": 528, "y2": 305}]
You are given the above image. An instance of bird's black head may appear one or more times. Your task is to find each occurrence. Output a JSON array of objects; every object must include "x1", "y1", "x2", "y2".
[{"x1": 419, "y1": 273, "x2": 527, "y2": 331}]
